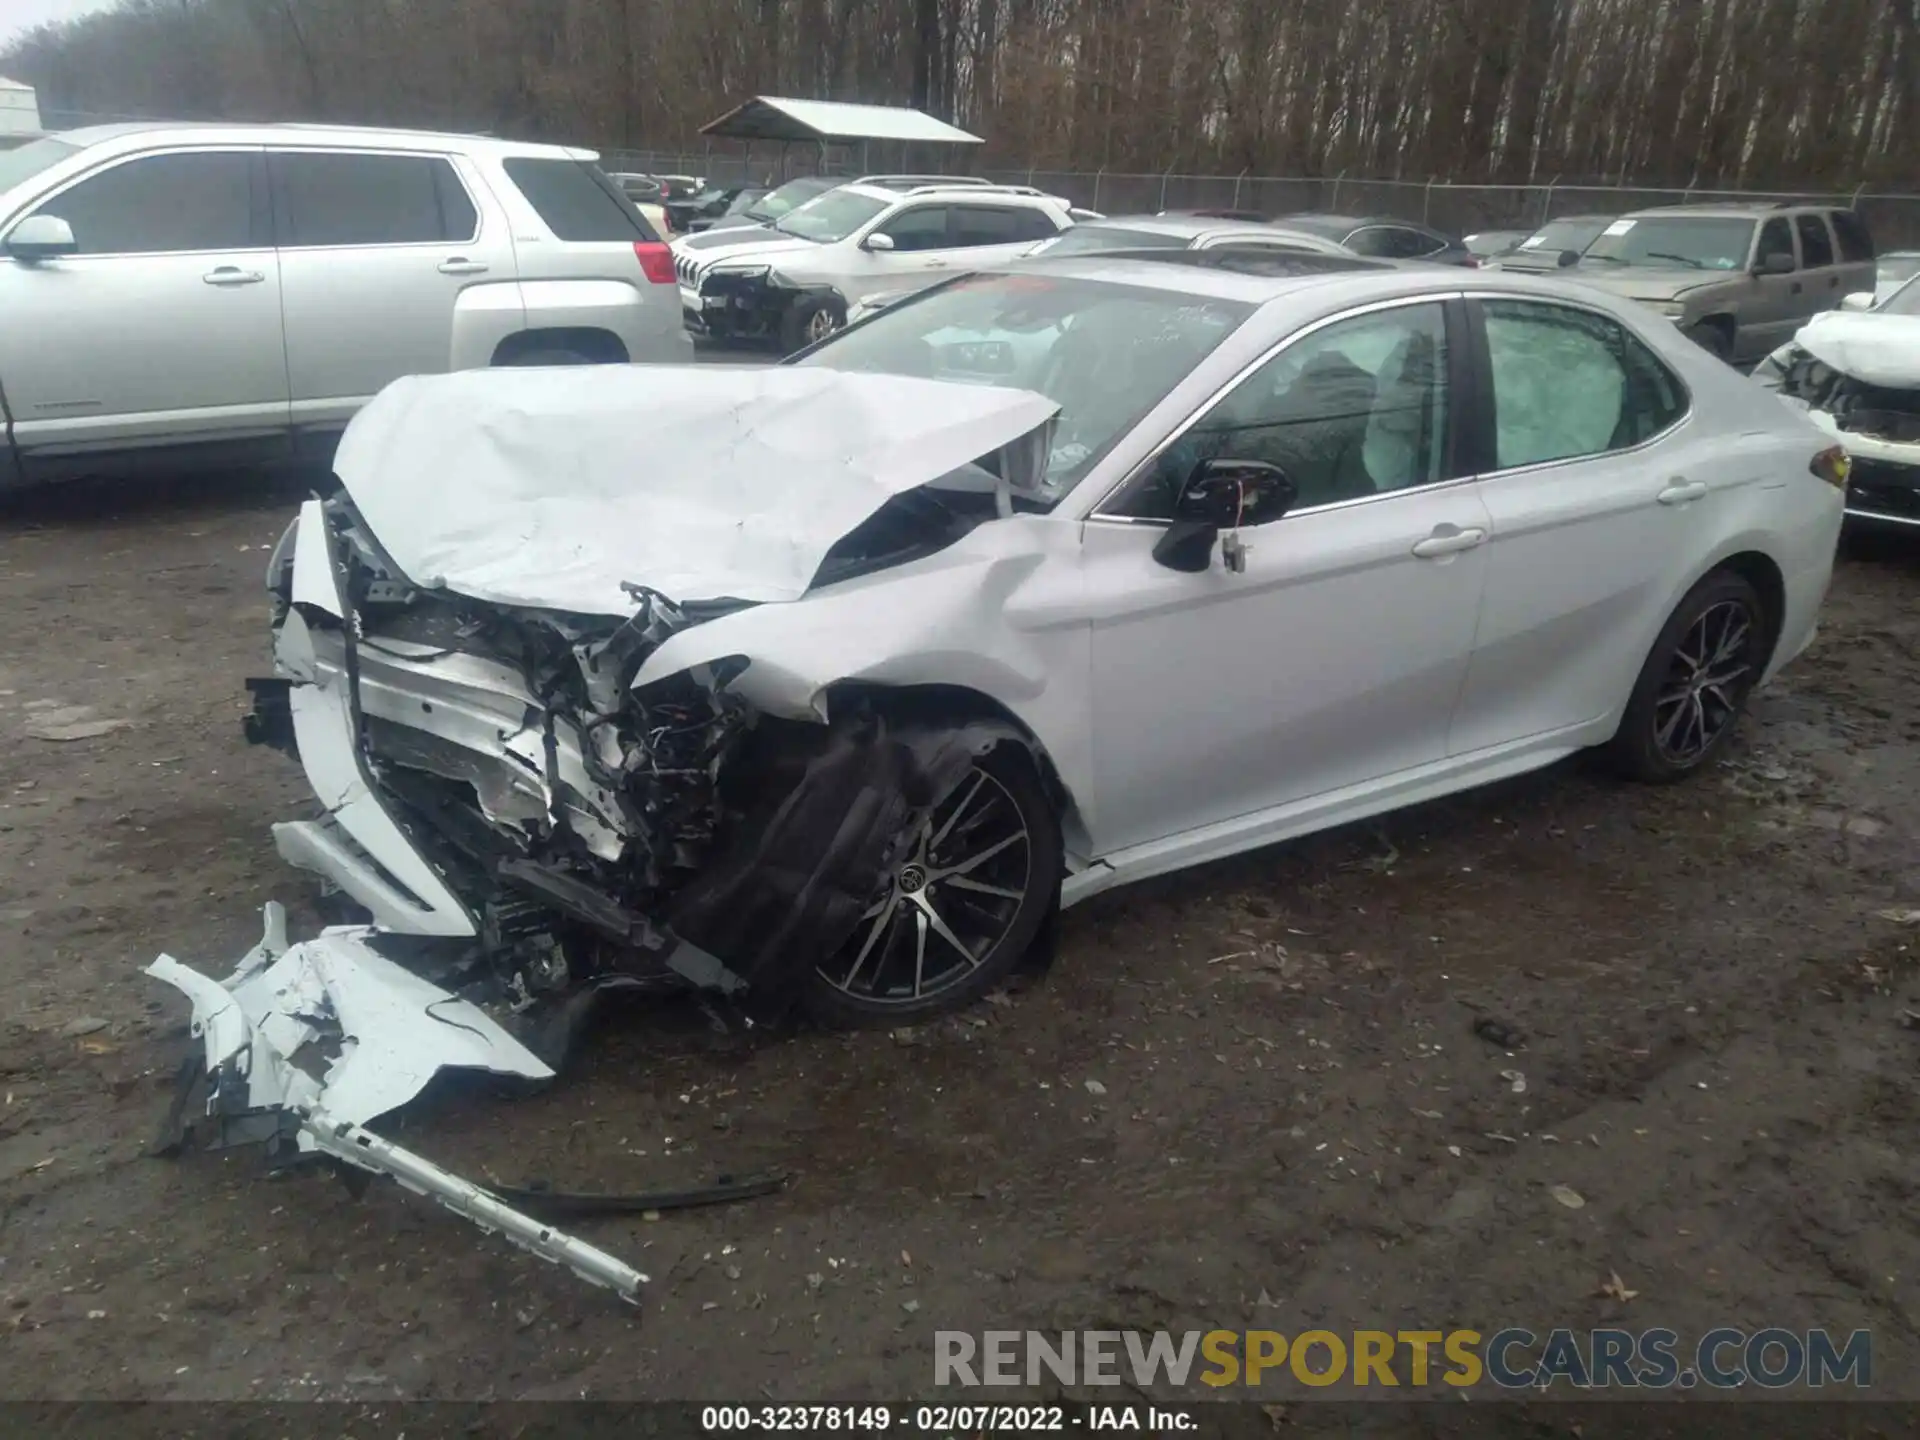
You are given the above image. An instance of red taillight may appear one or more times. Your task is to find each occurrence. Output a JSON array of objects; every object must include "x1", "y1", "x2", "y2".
[
  {"x1": 1810, "y1": 444, "x2": 1852, "y2": 488},
  {"x1": 634, "y1": 241, "x2": 675, "y2": 285}
]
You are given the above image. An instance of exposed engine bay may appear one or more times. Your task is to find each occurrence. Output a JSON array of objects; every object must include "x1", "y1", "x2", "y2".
[{"x1": 143, "y1": 365, "x2": 1070, "y2": 1300}]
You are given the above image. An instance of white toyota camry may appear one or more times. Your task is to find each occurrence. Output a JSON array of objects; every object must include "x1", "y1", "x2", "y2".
[{"x1": 153, "y1": 250, "x2": 1844, "y2": 1187}]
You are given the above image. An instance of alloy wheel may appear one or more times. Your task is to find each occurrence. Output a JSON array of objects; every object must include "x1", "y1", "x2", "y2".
[
  {"x1": 805, "y1": 307, "x2": 842, "y2": 344},
  {"x1": 1652, "y1": 597, "x2": 1756, "y2": 766},
  {"x1": 818, "y1": 764, "x2": 1032, "y2": 1008}
]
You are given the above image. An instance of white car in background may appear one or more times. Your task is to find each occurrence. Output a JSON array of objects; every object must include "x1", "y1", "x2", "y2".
[{"x1": 671, "y1": 179, "x2": 1074, "y2": 350}]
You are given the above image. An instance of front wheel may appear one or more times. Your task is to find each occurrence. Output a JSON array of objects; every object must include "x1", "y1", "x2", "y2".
[
  {"x1": 1607, "y1": 570, "x2": 1768, "y2": 783},
  {"x1": 801, "y1": 742, "x2": 1062, "y2": 1027},
  {"x1": 781, "y1": 296, "x2": 845, "y2": 354}
]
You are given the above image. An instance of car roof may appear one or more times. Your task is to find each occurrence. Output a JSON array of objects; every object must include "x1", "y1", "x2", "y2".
[
  {"x1": 835, "y1": 180, "x2": 1054, "y2": 206},
  {"x1": 1534, "y1": 213, "x2": 1616, "y2": 224},
  {"x1": 52, "y1": 121, "x2": 593, "y2": 161},
  {"x1": 1004, "y1": 251, "x2": 1398, "y2": 301},
  {"x1": 1073, "y1": 214, "x2": 1337, "y2": 243},
  {"x1": 1623, "y1": 203, "x2": 1830, "y2": 219}
]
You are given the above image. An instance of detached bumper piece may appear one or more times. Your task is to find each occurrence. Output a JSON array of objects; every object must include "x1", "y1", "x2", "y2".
[{"x1": 148, "y1": 903, "x2": 648, "y2": 1304}]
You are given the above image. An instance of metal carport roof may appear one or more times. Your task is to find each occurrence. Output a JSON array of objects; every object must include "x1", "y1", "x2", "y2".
[{"x1": 698, "y1": 97, "x2": 981, "y2": 146}]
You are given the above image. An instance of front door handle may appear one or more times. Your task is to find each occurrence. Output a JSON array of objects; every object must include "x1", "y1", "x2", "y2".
[
  {"x1": 438, "y1": 258, "x2": 489, "y2": 275},
  {"x1": 1411, "y1": 525, "x2": 1487, "y2": 558},
  {"x1": 1657, "y1": 479, "x2": 1708, "y2": 506},
  {"x1": 203, "y1": 266, "x2": 264, "y2": 286}
]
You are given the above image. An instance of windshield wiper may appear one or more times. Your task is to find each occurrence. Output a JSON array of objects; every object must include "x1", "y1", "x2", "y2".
[
  {"x1": 1585, "y1": 253, "x2": 1628, "y2": 265},
  {"x1": 1642, "y1": 251, "x2": 1707, "y2": 269}
]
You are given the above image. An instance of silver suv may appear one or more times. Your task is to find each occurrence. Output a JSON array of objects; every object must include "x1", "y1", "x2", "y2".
[
  {"x1": 1571, "y1": 203, "x2": 1877, "y2": 364},
  {"x1": 0, "y1": 123, "x2": 688, "y2": 488}
]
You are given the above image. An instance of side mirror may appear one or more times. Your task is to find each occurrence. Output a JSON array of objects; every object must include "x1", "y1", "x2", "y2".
[
  {"x1": 1754, "y1": 251, "x2": 1796, "y2": 277},
  {"x1": 863, "y1": 231, "x2": 896, "y2": 253},
  {"x1": 1152, "y1": 458, "x2": 1296, "y2": 573},
  {"x1": 1840, "y1": 291, "x2": 1875, "y2": 313},
  {"x1": 1557, "y1": 249, "x2": 1582, "y2": 268},
  {"x1": 5, "y1": 213, "x2": 77, "y2": 261}
]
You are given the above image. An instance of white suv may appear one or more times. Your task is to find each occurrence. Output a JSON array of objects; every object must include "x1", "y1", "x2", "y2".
[
  {"x1": 0, "y1": 123, "x2": 689, "y2": 488},
  {"x1": 671, "y1": 180, "x2": 1074, "y2": 351}
]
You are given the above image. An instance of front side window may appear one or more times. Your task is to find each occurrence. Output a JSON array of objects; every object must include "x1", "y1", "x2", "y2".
[
  {"x1": 275, "y1": 152, "x2": 473, "y2": 247},
  {"x1": 1111, "y1": 301, "x2": 1452, "y2": 520},
  {"x1": 1583, "y1": 216, "x2": 1757, "y2": 272},
  {"x1": 1756, "y1": 217, "x2": 1795, "y2": 269},
  {"x1": 875, "y1": 205, "x2": 950, "y2": 252},
  {"x1": 32, "y1": 150, "x2": 257, "y2": 255},
  {"x1": 1795, "y1": 213, "x2": 1835, "y2": 267},
  {"x1": 1481, "y1": 299, "x2": 1687, "y2": 470}
]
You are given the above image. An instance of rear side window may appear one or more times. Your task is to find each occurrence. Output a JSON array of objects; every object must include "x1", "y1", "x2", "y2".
[
  {"x1": 1795, "y1": 213, "x2": 1835, "y2": 267},
  {"x1": 273, "y1": 152, "x2": 472, "y2": 246},
  {"x1": 502, "y1": 158, "x2": 654, "y2": 242},
  {"x1": 949, "y1": 204, "x2": 1058, "y2": 246},
  {"x1": 1830, "y1": 210, "x2": 1874, "y2": 262},
  {"x1": 1481, "y1": 299, "x2": 1687, "y2": 470},
  {"x1": 34, "y1": 151, "x2": 260, "y2": 255}
]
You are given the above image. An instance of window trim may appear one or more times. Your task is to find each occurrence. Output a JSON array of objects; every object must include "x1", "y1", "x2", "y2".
[
  {"x1": 1459, "y1": 290, "x2": 1694, "y2": 482},
  {"x1": 1089, "y1": 291, "x2": 1474, "y2": 525},
  {"x1": 18, "y1": 144, "x2": 270, "y2": 258},
  {"x1": 267, "y1": 145, "x2": 482, "y2": 252}
]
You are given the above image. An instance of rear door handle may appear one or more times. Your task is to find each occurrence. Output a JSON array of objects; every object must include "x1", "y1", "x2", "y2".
[
  {"x1": 1657, "y1": 479, "x2": 1708, "y2": 506},
  {"x1": 203, "y1": 266, "x2": 264, "y2": 286},
  {"x1": 438, "y1": 258, "x2": 489, "y2": 275},
  {"x1": 1410, "y1": 525, "x2": 1487, "y2": 558}
]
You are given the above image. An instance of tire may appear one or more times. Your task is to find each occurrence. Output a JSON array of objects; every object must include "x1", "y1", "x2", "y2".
[
  {"x1": 1689, "y1": 319, "x2": 1734, "y2": 364},
  {"x1": 781, "y1": 296, "x2": 845, "y2": 355},
  {"x1": 1606, "y1": 570, "x2": 1768, "y2": 783},
  {"x1": 801, "y1": 741, "x2": 1063, "y2": 1028}
]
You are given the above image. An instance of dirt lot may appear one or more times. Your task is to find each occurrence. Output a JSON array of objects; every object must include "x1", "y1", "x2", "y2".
[{"x1": 0, "y1": 472, "x2": 1917, "y2": 1413}]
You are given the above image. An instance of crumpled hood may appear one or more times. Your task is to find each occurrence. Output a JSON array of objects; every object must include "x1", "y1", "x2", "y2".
[
  {"x1": 676, "y1": 222, "x2": 780, "y2": 251},
  {"x1": 331, "y1": 365, "x2": 1060, "y2": 615},
  {"x1": 1794, "y1": 311, "x2": 1920, "y2": 389},
  {"x1": 1570, "y1": 266, "x2": 1718, "y2": 303}
]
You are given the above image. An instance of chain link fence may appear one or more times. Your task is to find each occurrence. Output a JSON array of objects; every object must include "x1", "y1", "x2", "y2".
[{"x1": 601, "y1": 146, "x2": 1920, "y2": 248}]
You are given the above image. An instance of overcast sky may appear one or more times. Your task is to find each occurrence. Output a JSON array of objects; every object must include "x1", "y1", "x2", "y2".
[{"x1": 1, "y1": 0, "x2": 118, "y2": 48}]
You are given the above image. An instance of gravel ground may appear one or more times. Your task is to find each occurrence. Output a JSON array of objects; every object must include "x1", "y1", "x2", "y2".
[{"x1": 0, "y1": 472, "x2": 1916, "y2": 1414}]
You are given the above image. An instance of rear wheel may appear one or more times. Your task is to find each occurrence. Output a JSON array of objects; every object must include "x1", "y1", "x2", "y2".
[
  {"x1": 801, "y1": 742, "x2": 1061, "y2": 1027},
  {"x1": 1607, "y1": 570, "x2": 1767, "y2": 782}
]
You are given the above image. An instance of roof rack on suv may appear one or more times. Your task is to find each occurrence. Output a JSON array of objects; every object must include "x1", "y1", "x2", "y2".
[
  {"x1": 890, "y1": 181, "x2": 1051, "y2": 199},
  {"x1": 853, "y1": 174, "x2": 997, "y2": 190}
]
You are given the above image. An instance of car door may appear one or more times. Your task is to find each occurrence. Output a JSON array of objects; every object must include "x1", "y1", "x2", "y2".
[
  {"x1": 0, "y1": 146, "x2": 288, "y2": 456},
  {"x1": 270, "y1": 147, "x2": 512, "y2": 435},
  {"x1": 1447, "y1": 296, "x2": 1704, "y2": 757},
  {"x1": 1080, "y1": 296, "x2": 1493, "y2": 855},
  {"x1": 1741, "y1": 216, "x2": 1803, "y2": 361},
  {"x1": 1793, "y1": 211, "x2": 1845, "y2": 316}
]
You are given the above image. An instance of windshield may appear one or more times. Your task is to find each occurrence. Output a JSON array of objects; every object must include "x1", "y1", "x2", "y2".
[
  {"x1": 1583, "y1": 216, "x2": 1755, "y2": 271},
  {"x1": 724, "y1": 188, "x2": 768, "y2": 217},
  {"x1": 1030, "y1": 225, "x2": 1191, "y2": 256},
  {"x1": 796, "y1": 271, "x2": 1253, "y2": 502},
  {"x1": 1876, "y1": 255, "x2": 1920, "y2": 297},
  {"x1": 0, "y1": 138, "x2": 80, "y2": 198},
  {"x1": 1882, "y1": 273, "x2": 1920, "y2": 316},
  {"x1": 775, "y1": 190, "x2": 889, "y2": 243},
  {"x1": 750, "y1": 177, "x2": 834, "y2": 221}
]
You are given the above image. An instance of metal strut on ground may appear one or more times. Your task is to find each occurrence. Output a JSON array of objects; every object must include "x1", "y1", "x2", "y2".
[{"x1": 300, "y1": 1107, "x2": 649, "y2": 1304}]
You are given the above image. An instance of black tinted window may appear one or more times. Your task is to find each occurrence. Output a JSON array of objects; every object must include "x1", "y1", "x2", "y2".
[
  {"x1": 1348, "y1": 226, "x2": 1437, "y2": 259},
  {"x1": 1482, "y1": 300, "x2": 1686, "y2": 469},
  {"x1": 877, "y1": 205, "x2": 950, "y2": 252},
  {"x1": 274, "y1": 152, "x2": 467, "y2": 246},
  {"x1": 501, "y1": 158, "x2": 651, "y2": 242},
  {"x1": 949, "y1": 204, "x2": 1057, "y2": 246},
  {"x1": 1795, "y1": 213, "x2": 1835, "y2": 267},
  {"x1": 1830, "y1": 210, "x2": 1874, "y2": 262},
  {"x1": 1757, "y1": 217, "x2": 1795, "y2": 268},
  {"x1": 36, "y1": 151, "x2": 257, "y2": 255}
]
